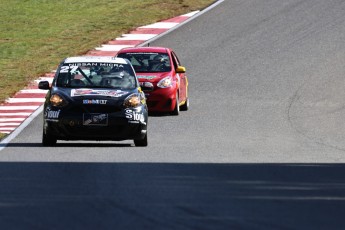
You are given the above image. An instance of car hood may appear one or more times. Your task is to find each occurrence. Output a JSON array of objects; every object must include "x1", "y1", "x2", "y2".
[
  {"x1": 136, "y1": 72, "x2": 171, "y2": 83},
  {"x1": 51, "y1": 87, "x2": 134, "y2": 105}
]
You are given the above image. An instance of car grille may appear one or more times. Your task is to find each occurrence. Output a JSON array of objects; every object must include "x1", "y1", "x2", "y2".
[
  {"x1": 147, "y1": 101, "x2": 159, "y2": 108},
  {"x1": 67, "y1": 105, "x2": 122, "y2": 114},
  {"x1": 66, "y1": 125, "x2": 126, "y2": 136}
]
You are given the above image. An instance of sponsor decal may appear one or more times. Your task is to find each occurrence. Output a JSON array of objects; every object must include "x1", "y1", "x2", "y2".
[
  {"x1": 44, "y1": 108, "x2": 61, "y2": 120},
  {"x1": 137, "y1": 75, "x2": 157, "y2": 80},
  {"x1": 71, "y1": 89, "x2": 127, "y2": 98},
  {"x1": 83, "y1": 113, "x2": 108, "y2": 126},
  {"x1": 82, "y1": 99, "x2": 107, "y2": 105},
  {"x1": 125, "y1": 109, "x2": 145, "y2": 124}
]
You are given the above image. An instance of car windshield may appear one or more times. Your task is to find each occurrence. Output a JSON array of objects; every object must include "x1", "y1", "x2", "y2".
[
  {"x1": 117, "y1": 52, "x2": 171, "y2": 73},
  {"x1": 55, "y1": 62, "x2": 137, "y2": 89}
]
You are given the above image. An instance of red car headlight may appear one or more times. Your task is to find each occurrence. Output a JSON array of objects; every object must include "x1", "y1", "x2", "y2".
[{"x1": 157, "y1": 76, "x2": 172, "y2": 88}]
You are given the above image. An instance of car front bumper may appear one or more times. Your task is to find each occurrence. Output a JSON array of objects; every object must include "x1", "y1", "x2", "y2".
[
  {"x1": 44, "y1": 106, "x2": 147, "y2": 141},
  {"x1": 144, "y1": 87, "x2": 177, "y2": 112}
]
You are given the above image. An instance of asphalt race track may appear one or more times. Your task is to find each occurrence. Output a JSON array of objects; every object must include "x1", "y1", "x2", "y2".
[{"x1": 1, "y1": 0, "x2": 345, "y2": 229}]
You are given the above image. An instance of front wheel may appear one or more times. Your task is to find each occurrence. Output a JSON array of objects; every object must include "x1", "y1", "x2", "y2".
[
  {"x1": 180, "y1": 97, "x2": 189, "y2": 111},
  {"x1": 134, "y1": 133, "x2": 148, "y2": 147},
  {"x1": 42, "y1": 132, "x2": 57, "y2": 146},
  {"x1": 171, "y1": 92, "x2": 180, "y2": 116}
]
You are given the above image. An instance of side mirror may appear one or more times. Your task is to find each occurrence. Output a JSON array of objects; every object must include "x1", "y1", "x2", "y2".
[
  {"x1": 176, "y1": 66, "x2": 186, "y2": 73},
  {"x1": 38, "y1": 81, "x2": 50, "y2": 90}
]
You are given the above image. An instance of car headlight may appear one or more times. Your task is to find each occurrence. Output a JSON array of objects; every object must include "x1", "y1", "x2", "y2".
[
  {"x1": 50, "y1": 94, "x2": 67, "y2": 107},
  {"x1": 123, "y1": 93, "x2": 141, "y2": 108},
  {"x1": 157, "y1": 76, "x2": 172, "y2": 88}
]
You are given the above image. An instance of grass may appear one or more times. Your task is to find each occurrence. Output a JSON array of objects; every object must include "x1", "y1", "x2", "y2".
[
  {"x1": 0, "y1": 0, "x2": 214, "y2": 139},
  {"x1": 0, "y1": 133, "x2": 6, "y2": 140}
]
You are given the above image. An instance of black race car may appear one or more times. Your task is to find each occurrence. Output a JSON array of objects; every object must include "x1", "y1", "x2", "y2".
[{"x1": 38, "y1": 56, "x2": 148, "y2": 146}]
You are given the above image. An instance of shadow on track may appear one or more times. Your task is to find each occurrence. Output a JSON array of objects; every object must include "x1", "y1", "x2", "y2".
[
  {"x1": 0, "y1": 163, "x2": 344, "y2": 229},
  {"x1": 0, "y1": 142, "x2": 132, "y2": 148}
]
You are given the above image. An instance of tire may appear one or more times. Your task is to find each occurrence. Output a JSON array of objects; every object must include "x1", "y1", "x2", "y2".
[
  {"x1": 42, "y1": 126, "x2": 57, "y2": 146},
  {"x1": 171, "y1": 92, "x2": 180, "y2": 116},
  {"x1": 180, "y1": 97, "x2": 189, "y2": 111},
  {"x1": 134, "y1": 133, "x2": 147, "y2": 147},
  {"x1": 42, "y1": 132, "x2": 57, "y2": 146}
]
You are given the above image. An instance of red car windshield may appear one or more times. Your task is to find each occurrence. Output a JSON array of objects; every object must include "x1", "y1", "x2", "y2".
[{"x1": 117, "y1": 52, "x2": 171, "y2": 73}]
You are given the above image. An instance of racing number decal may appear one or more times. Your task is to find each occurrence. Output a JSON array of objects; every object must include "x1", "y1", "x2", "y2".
[
  {"x1": 60, "y1": 66, "x2": 78, "y2": 73},
  {"x1": 125, "y1": 109, "x2": 145, "y2": 122}
]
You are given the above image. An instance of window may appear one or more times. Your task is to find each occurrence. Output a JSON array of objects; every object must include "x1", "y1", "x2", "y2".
[
  {"x1": 56, "y1": 63, "x2": 136, "y2": 89},
  {"x1": 117, "y1": 52, "x2": 171, "y2": 73}
]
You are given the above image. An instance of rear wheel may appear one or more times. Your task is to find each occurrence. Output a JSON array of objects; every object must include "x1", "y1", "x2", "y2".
[{"x1": 134, "y1": 133, "x2": 147, "y2": 147}]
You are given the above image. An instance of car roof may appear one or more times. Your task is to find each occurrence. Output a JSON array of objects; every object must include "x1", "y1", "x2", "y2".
[
  {"x1": 117, "y1": 47, "x2": 170, "y2": 54},
  {"x1": 63, "y1": 56, "x2": 128, "y2": 64}
]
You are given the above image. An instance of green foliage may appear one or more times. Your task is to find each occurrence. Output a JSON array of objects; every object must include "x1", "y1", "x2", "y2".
[{"x1": 0, "y1": 133, "x2": 7, "y2": 140}]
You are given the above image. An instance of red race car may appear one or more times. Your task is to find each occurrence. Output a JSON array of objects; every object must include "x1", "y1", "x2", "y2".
[{"x1": 116, "y1": 47, "x2": 189, "y2": 115}]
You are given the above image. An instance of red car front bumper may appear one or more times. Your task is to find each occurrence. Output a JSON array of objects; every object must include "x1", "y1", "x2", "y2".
[{"x1": 144, "y1": 87, "x2": 177, "y2": 112}]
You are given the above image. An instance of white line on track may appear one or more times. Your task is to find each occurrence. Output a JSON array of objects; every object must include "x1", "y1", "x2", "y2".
[
  {"x1": 116, "y1": 34, "x2": 158, "y2": 40},
  {"x1": 0, "y1": 106, "x2": 39, "y2": 110},
  {"x1": 95, "y1": 44, "x2": 135, "y2": 51},
  {"x1": 0, "y1": 113, "x2": 31, "y2": 116},
  {"x1": 6, "y1": 98, "x2": 46, "y2": 103},
  {"x1": 139, "y1": 22, "x2": 179, "y2": 29},
  {"x1": 34, "y1": 78, "x2": 53, "y2": 84},
  {"x1": 182, "y1": 11, "x2": 200, "y2": 17},
  {"x1": 0, "y1": 131, "x2": 11, "y2": 134},
  {"x1": 0, "y1": 118, "x2": 25, "y2": 122},
  {"x1": 0, "y1": 125, "x2": 20, "y2": 130},
  {"x1": 0, "y1": 105, "x2": 43, "y2": 151},
  {"x1": 20, "y1": 89, "x2": 48, "y2": 94}
]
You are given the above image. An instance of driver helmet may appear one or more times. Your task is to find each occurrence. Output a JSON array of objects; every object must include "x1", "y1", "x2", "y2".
[{"x1": 153, "y1": 55, "x2": 165, "y2": 63}]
